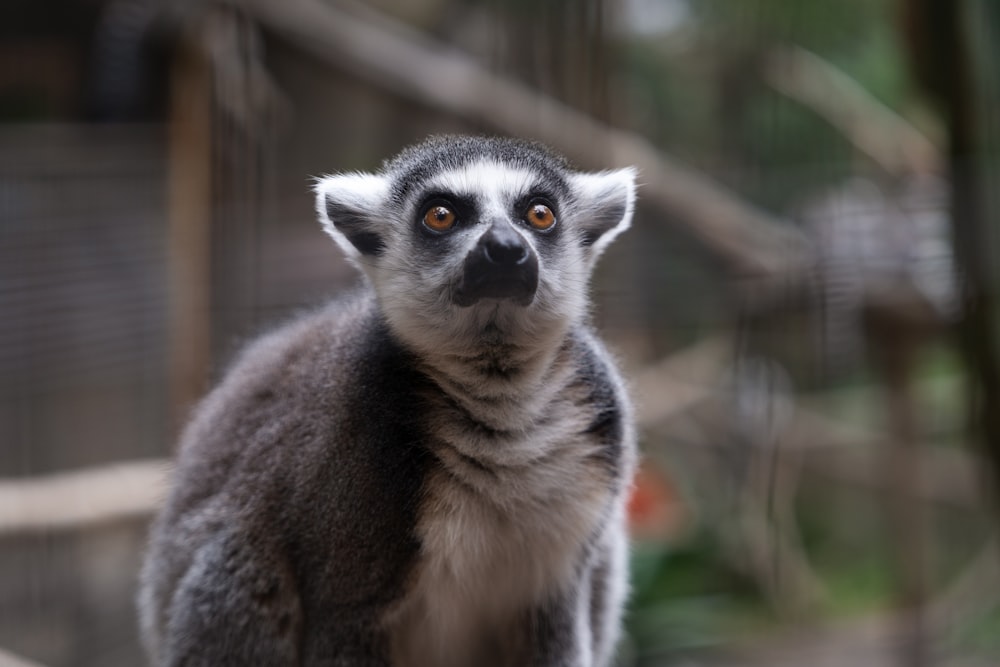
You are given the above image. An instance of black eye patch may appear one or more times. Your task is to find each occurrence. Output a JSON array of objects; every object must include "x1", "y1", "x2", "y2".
[
  {"x1": 413, "y1": 192, "x2": 478, "y2": 232},
  {"x1": 411, "y1": 193, "x2": 479, "y2": 259},
  {"x1": 514, "y1": 192, "x2": 560, "y2": 220},
  {"x1": 514, "y1": 191, "x2": 563, "y2": 245}
]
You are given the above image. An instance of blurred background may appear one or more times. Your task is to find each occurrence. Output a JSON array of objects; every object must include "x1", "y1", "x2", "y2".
[{"x1": 2, "y1": 0, "x2": 1000, "y2": 665}]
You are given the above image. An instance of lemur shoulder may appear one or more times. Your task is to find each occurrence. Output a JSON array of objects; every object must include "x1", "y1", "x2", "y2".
[{"x1": 139, "y1": 135, "x2": 638, "y2": 667}]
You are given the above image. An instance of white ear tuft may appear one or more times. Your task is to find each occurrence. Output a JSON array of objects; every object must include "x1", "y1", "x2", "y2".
[
  {"x1": 569, "y1": 167, "x2": 637, "y2": 260},
  {"x1": 314, "y1": 173, "x2": 390, "y2": 259}
]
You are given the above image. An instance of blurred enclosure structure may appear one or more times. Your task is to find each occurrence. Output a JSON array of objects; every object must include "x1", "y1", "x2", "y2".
[{"x1": 2, "y1": 0, "x2": 1000, "y2": 665}]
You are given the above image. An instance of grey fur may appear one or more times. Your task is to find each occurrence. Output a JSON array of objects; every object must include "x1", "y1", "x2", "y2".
[{"x1": 139, "y1": 136, "x2": 638, "y2": 666}]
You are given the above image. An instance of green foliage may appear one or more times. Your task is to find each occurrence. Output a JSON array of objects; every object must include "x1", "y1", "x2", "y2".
[
  {"x1": 691, "y1": 0, "x2": 892, "y2": 54},
  {"x1": 615, "y1": 0, "x2": 918, "y2": 211},
  {"x1": 624, "y1": 535, "x2": 773, "y2": 664},
  {"x1": 948, "y1": 605, "x2": 1000, "y2": 656},
  {"x1": 610, "y1": 1, "x2": 997, "y2": 663}
]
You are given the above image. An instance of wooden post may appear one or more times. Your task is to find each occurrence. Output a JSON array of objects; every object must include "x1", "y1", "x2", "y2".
[
  {"x1": 883, "y1": 338, "x2": 926, "y2": 667},
  {"x1": 902, "y1": 0, "x2": 1000, "y2": 529},
  {"x1": 166, "y1": 27, "x2": 213, "y2": 436},
  {"x1": 867, "y1": 305, "x2": 930, "y2": 667}
]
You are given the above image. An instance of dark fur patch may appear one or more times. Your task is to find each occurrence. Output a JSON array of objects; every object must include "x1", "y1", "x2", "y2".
[
  {"x1": 581, "y1": 200, "x2": 626, "y2": 247},
  {"x1": 386, "y1": 136, "x2": 570, "y2": 204},
  {"x1": 573, "y1": 341, "x2": 625, "y2": 479},
  {"x1": 326, "y1": 199, "x2": 386, "y2": 255},
  {"x1": 143, "y1": 296, "x2": 436, "y2": 664}
]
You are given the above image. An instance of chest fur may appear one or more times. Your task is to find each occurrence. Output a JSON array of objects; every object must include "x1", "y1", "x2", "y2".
[{"x1": 386, "y1": 422, "x2": 615, "y2": 667}]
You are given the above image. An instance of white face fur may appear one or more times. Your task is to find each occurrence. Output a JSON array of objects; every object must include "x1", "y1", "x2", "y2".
[{"x1": 314, "y1": 137, "x2": 636, "y2": 374}]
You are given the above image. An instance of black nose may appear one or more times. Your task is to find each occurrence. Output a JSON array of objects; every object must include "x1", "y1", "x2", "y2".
[
  {"x1": 452, "y1": 222, "x2": 539, "y2": 307},
  {"x1": 482, "y1": 223, "x2": 529, "y2": 266}
]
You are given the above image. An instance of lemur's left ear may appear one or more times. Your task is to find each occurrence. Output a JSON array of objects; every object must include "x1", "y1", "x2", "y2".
[
  {"x1": 314, "y1": 173, "x2": 390, "y2": 260},
  {"x1": 569, "y1": 168, "x2": 637, "y2": 259}
]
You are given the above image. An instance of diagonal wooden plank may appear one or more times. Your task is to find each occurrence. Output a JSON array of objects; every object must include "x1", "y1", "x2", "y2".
[{"x1": 219, "y1": 0, "x2": 809, "y2": 278}]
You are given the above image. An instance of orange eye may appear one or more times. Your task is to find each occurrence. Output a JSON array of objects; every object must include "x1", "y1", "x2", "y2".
[
  {"x1": 423, "y1": 205, "x2": 456, "y2": 232},
  {"x1": 526, "y1": 203, "x2": 556, "y2": 230}
]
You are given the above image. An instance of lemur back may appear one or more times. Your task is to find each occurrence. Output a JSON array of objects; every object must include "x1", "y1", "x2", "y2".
[{"x1": 139, "y1": 135, "x2": 638, "y2": 667}]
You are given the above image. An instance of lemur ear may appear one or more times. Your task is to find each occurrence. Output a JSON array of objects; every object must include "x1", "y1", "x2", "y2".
[
  {"x1": 569, "y1": 168, "x2": 637, "y2": 259},
  {"x1": 314, "y1": 173, "x2": 391, "y2": 259}
]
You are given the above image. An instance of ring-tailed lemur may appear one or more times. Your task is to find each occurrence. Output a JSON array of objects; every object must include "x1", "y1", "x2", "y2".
[{"x1": 139, "y1": 135, "x2": 638, "y2": 667}]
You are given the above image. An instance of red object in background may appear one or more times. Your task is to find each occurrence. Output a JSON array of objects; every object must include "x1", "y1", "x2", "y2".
[{"x1": 627, "y1": 460, "x2": 685, "y2": 542}]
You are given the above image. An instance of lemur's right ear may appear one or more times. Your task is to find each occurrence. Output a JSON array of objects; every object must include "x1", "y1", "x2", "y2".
[
  {"x1": 314, "y1": 173, "x2": 390, "y2": 259},
  {"x1": 569, "y1": 168, "x2": 637, "y2": 263}
]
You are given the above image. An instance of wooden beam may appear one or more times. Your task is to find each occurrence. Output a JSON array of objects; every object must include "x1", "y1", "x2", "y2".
[
  {"x1": 0, "y1": 647, "x2": 46, "y2": 667},
  {"x1": 0, "y1": 460, "x2": 170, "y2": 534},
  {"x1": 225, "y1": 0, "x2": 809, "y2": 278}
]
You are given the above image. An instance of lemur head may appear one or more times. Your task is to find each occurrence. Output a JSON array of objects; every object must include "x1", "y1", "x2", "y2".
[{"x1": 315, "y1": 136, "x2": 635, "y2": 360}]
